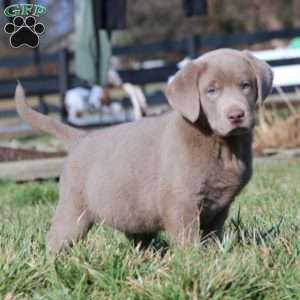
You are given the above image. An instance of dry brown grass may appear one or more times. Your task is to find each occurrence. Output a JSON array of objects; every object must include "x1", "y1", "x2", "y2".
[{"x1": 254, "y1": 105, "x2": 300, "y2": 152}]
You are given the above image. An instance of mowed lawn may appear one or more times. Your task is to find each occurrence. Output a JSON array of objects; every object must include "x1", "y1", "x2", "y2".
[{"x1": 1, "y1": 159, "x2": 300, "y2": 300}]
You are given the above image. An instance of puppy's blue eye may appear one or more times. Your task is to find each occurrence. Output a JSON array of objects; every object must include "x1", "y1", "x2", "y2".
[
  {"x1": 207, "y1": 87, "x2": 217, "y2": 96},
  {"x1": 241, "y1": 81, "x2": 252, "y2": 91}
]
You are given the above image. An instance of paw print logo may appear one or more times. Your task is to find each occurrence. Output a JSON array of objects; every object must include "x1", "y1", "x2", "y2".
[{"x1": 4, "y1": 16, "x2": 45, "y2": 48}]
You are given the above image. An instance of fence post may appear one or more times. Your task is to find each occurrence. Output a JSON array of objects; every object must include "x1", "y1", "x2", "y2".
[
  {"x1": 58, "y1": 49, "x2": 69, "y2": 120},
  {"x1": 33, "y1": 48, "x2": 49, "y2": 115},
  {"x1": 186, "y1": 35, "x2": 200, "y2": 59}
]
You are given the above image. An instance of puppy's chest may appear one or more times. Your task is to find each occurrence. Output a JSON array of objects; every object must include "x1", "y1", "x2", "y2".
[{"x1": 198, "y1": 156, "x2": 250, "y2": 217}]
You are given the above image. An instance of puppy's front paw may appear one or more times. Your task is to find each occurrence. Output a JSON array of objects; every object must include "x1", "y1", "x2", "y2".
[{"x1": 46, "y1": 231, "x2": 66, "y2": 254}]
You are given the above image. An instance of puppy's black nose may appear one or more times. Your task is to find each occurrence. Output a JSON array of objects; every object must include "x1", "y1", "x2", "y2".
[{"x1": 227, "y1": 108, "x2": 245, "y2": 124}]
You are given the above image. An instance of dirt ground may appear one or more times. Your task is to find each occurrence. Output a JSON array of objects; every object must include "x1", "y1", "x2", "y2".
[{"x1": 0, "y1": 146, "x2": 66, "y2": 162}]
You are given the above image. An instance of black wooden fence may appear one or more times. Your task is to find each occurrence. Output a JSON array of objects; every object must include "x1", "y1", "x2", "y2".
[{"x1": 1, "y1": 27, "x2": 300, "y2": 119}]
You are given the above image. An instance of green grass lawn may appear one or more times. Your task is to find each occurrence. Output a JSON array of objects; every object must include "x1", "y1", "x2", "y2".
[{"x1": 1, "y1": 159, "x2": 300, "y2": 300}]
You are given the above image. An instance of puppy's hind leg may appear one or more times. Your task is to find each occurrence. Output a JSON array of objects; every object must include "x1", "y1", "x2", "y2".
[{"x1": 46, "y1": 185, "x2": 92, "y2": 253}]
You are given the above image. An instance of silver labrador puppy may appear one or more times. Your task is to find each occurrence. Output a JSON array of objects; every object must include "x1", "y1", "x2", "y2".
[{"x1": 15, "y1": 48, "x2": 273, "y2": 252}]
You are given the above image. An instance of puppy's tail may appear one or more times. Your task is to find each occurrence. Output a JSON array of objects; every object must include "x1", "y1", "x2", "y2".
[{"x1": 15, "y1": 83, "x2": 85, "y2": 152}]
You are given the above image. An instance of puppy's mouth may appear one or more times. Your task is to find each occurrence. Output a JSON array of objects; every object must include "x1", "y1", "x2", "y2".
[
  {"x1": 213, "y1": 126, "x2": 250, "y2": 137},
  {"x1": 227, "y1": 117, "x2": 254, "y2": 136},
  {"x1": 228, "y1": 126, "x2": 250, "y2": 136},
  {"x1": 210, "y1": 118, "x2": 254, "y2": 137}
]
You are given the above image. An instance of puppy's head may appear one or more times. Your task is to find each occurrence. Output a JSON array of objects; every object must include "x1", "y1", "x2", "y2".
[{"x1": 166, "y1": 48, "x2": 273, "y2": 137}]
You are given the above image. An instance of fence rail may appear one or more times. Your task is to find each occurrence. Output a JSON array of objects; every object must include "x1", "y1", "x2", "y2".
[
  {"x1": 1, "y1": 27, "x2": 300, "y2": 119},
  {"x1": 112, "y1": 27, "x2": 300, "y2": 56}
]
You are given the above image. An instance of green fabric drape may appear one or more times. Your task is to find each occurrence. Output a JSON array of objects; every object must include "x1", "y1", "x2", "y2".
[{"x1": 74, "y1": 0, "x2": 111, "y2": 86}]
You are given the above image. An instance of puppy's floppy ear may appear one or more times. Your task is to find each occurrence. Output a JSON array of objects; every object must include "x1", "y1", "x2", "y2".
[
  {"x1": 243, "y1": 51, "x2": 273, "y2": 103},
  {"x1": 166, "y1": 62, "x2": 202, "y2": 123}
]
